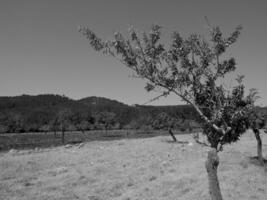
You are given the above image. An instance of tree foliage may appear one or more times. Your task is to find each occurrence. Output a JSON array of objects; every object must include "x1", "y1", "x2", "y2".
[
  {"x1": 0, "y1": 95, "x2": 202, "y2": 133},
  {"x1": 94, "y1": 111, "x2": 116, "y2": 131},
  {"x1": 80, "y1": 24, "x2": 255, "y2": 150},
  {"x1": 152, "y1": 112, "x2": 175, "y2": 130}
]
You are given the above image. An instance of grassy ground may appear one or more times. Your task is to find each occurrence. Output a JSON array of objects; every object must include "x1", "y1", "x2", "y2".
[
  {"x1": 0, "y1": 129, "x2": 174, "y2": 151},
  {"x1": 0, "y1": 130, "x2": 266, "y2": 200}
]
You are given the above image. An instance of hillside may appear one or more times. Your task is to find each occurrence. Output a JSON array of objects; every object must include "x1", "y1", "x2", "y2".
[
  {"x1": 0, "y1": 94, "x2": 266, "y2": 133},
  {"x1": 78, "y1": 96, "x2": 198, "y2": 127},
  {"x1": 0, "y1": 95, "x2": 90, "y2": 133},
  {"x1": 79, "y1": 96, "x2": 128, "y2": 109},
  {"x1": 0, "y1": 94, "x2": 88, "y2": 113},
  {"x1": 78, "y1": 96, "x2": 137, "y2": 126}
]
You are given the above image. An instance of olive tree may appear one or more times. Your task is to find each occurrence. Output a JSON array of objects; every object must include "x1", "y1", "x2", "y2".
[
  {"x1": 248, "y1": 100, "x2": 266, "y2": 165},
  {"x1": 71, "y1": 111, "x2": 93, "y2": 134},
  {"x1": 95, "y1": 111, "x2": 116, "y2": 134},
  {"x1": 80, "y1": 24, "x2": 254, "y2": 200},
  {"x1": 56, "y1": 109, "x2": 73, "y2": 144},
  {"x1": 152, "y1": 112, "x2": 177, "y2": 142}
]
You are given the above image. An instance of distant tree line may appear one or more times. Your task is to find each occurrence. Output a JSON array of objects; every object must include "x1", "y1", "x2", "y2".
[{"x1": 0, "y1": 94, "x2": 203, "y2": 133}]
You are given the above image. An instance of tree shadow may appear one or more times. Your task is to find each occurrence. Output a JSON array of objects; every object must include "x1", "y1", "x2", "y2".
[
  {"x1": 248, "y1": 156, "x2": 267, "y2": 166},
  {"x1": 166, "y1": 140, "x2": 189, "y2": 144}
]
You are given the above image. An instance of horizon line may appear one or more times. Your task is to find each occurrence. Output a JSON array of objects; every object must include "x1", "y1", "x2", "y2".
[{"x1": 1, "y1": 93, "x2": 266, "y2": 108}]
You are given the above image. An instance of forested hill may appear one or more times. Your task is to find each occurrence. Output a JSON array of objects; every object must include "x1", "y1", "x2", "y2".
[
  {"x1": 0, "y1": 95, "x2": 91, "y2": 133},
  {"x1": 78, "y1": 96, "x2": 198, "y2": 128},
  {"x1": 0, "y1": 94, "x2": 266, "y2": 133},
  {"x1": 0, "y1": 94, "x2": 88, "y2": 113},
  {"x1": 78, "y1": 96, "x2": 129, "y2": 114},
  {"x1": 79, "y1": 96, "x2": 128, "y2": 108},
  {"x1": 79, "y1": 96, "x2": 196, "y2": 117}
]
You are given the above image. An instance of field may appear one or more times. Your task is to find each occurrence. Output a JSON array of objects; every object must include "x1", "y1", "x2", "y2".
[
  {"x1": 0, "y1": 130, "x2": 267, "y2": 200},
  {"x1": 0, "y1": 129, "x2": 182, "y2": 151}
]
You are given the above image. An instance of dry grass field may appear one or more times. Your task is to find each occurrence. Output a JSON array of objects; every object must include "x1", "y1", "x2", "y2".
[
  {"x1": 0, "y1": 130, "x2": 176, "y2": 151},
  {"x1": 0, "y1": 130, "x2": 267, "y2": 200}
]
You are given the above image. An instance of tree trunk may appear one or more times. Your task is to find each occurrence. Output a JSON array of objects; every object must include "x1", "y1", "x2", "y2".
[
  {"x1": 253, "y1": 129, "x2": 264, "y2": 165},
  {"x1": 61, "y1": 131, "x2": 65, "y2": 144},
  {"x1": 81, "y1": 130, "x2": 86, "y2": 141},
  {"x1": 206, "y1": 148, "x2": 223, "y2": 200},
  {"x1": 105, "y1": 124, "x2": 108, "y2": 135},
  {"x1": 168, "y1": 128, "x2": 177, "y2": 142}
]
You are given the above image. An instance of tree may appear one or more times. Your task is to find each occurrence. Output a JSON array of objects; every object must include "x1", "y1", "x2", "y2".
[
  {"x1": 49, "y1": 118, "x2": 59, "y2": 138},
  {"x1": 152, "y1": 112, "x2": 177, "y2": 142},
  {"x1": 248, "y1": 103, "x2": 266, "y2": 165},
  {"x1": 6, "y1": 112, "x2": 25, "y2": 133},
  {"x1": 71, "y1": 111, "x2": 93, "y2": 134},
  {"x1": 56, "y1": 109, "x2": 73, "y2": 144},
  {"x1": 126, "y1": 113, "x2": 152, "y2": 130},
  {"x1": 0, "y1": 112, "x2": 9, "y2": 133},
  {"x1": 39, "y1": 124, "x2": 50, "y2": 134},
  {"x1": 75, "y1": 120, "x2": 90, "y2": 133},
  {"x1": 95, "y1": 111, "x2": 116, "y2": 133},
  {"x1": 80, "y1": 23, "x2": 254, "y2": 200}
]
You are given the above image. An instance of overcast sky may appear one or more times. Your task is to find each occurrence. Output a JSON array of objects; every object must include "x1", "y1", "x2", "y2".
[{"x1": 0, "y1": 0, "x2": 266, "y2": 106}]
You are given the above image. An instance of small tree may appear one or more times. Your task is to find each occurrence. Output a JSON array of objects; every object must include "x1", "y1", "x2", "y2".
[
  {"x1": 95, "y1": 112, "x2": 116, "y2": 134},
  {"x1": 126, "y1": 114, "x2": 152, "y2": 130},
  {"x1": 7, "y1": 112, "x2": 25, "y2": 133},
  {"x1": 80, "y1": 24, "x2": 254, "y2": 200},
  {"x1": 56, "y1": 109, "x2": 73, "y2": 144},
  {"x1": 49, "y1": 118, "x2": 58, "y2": 138},
  {"x1": 152, "y1": 112, "x2": 177, "y2": 142},
  {"x1": 71, "y1": 111, "x2": 93, "y2": 134},
  {"x1": 76, "y1": 120, "x2": 90, "y2": 133},
  {"x1": 248, "y1": 104, "x2": 266, "y2": 165},
  {"x1": 39, "y1": 124, "x2": 50, "y2": 134}
]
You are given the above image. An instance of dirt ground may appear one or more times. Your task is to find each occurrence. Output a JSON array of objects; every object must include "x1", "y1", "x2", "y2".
[{"x1": 0, "y1": 130, "x2": 267, "y2": 200}]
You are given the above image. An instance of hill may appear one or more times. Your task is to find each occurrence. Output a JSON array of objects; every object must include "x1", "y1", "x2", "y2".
[
  {"x1": 79, "y1": 96, "x2": 128, "y2": 109},
  {"x1": 0, "y1": 94, "x2": 266, "y2": 133},
  {"x1": 0, "y1": 94, "x2": 88, "y2": 113},
  {"x1": 0, "y1": 94, "x2": 90, "y2": 133},
  {"x1": 78, "y1": 96, "x2": 136, "y2": 126},
  {"x1": 78, "y1": 97, "x2": 197, "y2": 127}
]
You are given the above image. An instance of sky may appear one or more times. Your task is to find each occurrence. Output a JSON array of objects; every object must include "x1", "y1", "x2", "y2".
[{"x1": 0, "y1": 0, "x2": 267, "y2": 106}]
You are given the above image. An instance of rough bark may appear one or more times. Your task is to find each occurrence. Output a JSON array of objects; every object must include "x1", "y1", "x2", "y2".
[
  {"x1": 168, "y1": 128, "x2": 177, "y2": 142},
  {"x1": 206, "y1": 148, "x2": 223, "y2": 200},
  {"x1": 253, "y1": 129, "x2": 264, "y2": 165}
]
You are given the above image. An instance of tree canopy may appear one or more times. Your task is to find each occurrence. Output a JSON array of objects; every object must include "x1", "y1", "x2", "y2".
[{"x1": 80, "y1": 24, "x2": 255, "y2": 150}]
